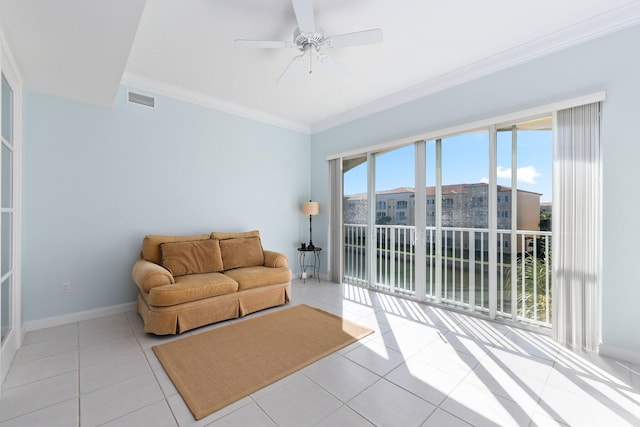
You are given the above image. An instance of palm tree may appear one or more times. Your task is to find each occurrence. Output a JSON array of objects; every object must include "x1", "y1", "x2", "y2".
[{"x1": 505, "y1": 249, "x2": 552, "y2": 323}]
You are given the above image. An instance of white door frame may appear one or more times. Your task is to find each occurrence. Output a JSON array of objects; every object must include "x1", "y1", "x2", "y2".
[{"x1": 0, "y1": 31, "x2": 23, "y2": 388}]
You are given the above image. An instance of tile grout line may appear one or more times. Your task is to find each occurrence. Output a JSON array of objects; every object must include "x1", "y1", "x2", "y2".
[{"x1": 131, "y1": 312, "x2": 182, "y2": 427}]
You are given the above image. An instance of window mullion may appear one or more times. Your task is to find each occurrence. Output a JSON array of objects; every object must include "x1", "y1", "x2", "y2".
[
  {"x1": 435, "y1": 139, "x2": 442, "y2": 304},
  {"x1": 488, "y1": 126, "x2": 497, "y2": 319},
  {"x1": 414, "y1": 141, "x2": 426, "y2": 300},
  {"x1": 510, "y1": 125, "x2": 518, "y2": 321},
  {"x1": 366, "y1": 152, "x2": 376, "y2": 288}
]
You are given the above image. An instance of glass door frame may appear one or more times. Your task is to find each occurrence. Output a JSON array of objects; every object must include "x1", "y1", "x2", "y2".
[{"x1": 0, "y1": 38, "x2": 23, "y2": 388}]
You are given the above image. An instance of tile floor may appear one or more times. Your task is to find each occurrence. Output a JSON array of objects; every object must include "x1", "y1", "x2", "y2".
[{"x1": 1, "y1": 279, "x2": 639, "y2": 426}]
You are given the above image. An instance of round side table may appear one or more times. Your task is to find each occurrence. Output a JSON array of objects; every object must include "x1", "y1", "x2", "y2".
[{"x1": 297, "y1": 247, "x2": 321, "y2": 283}]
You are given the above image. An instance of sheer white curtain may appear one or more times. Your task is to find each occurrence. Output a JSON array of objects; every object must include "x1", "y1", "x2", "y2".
[
  {"x1": 329, "y1": 159, "x2": 343, "y2": 283},
  {"x1": 553, "y1": 102, "x2": 601, "y2": 352}
]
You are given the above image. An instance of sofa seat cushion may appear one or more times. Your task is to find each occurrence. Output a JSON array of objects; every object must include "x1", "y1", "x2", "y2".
[
  {"x1": 223, "y1": 266, "x2": 292, "y2": 291},
  {"x1": 147, "y1": 273, "x2": 239, "y2": 307}
]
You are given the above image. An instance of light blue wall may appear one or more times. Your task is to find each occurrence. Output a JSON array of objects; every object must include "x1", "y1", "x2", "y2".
[
  {"x1": 311, "y1": 25, "x2": 640, "y2": 354},
  {"x1": 23, "y1": 87, "x2": 310, "y2": 322}
]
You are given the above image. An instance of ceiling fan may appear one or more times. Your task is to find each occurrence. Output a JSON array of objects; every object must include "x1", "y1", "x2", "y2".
[{"x1": 235, "y1": 0, "x2": 383, "y2": 85}]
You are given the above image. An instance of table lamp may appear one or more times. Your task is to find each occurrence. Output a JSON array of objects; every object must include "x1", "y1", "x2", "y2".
[{"x1": 302, "y1": 200, "x2": 319, "y2": 249}]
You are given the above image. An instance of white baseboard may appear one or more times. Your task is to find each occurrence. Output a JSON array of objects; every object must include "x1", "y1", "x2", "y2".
[
  {"x1": 24, "y1": 302, "x2": 137, "y2": 332},
  {"x1": 599, "y1": 343, "x2": 640, "y2": 365}
]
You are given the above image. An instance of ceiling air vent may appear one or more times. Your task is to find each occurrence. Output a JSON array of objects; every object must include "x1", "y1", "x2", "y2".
[{"x1": 127, "y1": 91, "x2": 155, "y2": 108}]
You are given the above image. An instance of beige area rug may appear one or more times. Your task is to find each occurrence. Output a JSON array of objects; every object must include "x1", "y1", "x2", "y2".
[{"x1": 153, "y1": 304, "x2": 374, "y2": 420}]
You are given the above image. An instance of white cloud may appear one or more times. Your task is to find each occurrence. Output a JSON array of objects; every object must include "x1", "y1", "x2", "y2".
[
  {"x1": 497, "y1": 166, "x2": 511, "y2": 180},
  {"x1": 480, "y1": 176, "x2": 489, "y2": 183},
  {"x1": 516, "y1": 166, "x2": 541, "y2": 184},
  {"x1": 493, "y1": 165, "x2": 541, "y2": 184}
]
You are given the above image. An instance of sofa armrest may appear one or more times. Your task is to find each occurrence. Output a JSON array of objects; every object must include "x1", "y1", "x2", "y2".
[
  {"x1": 132, "y1": 258, "x2": 175, "y2": 293},
  {"x1": 263, "y1": 250, "x2": 288, "y2": 268}
]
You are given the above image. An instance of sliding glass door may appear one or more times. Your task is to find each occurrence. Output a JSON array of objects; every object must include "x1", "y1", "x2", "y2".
[
  {"x1": 373, "y1": 145, "x2": 415, "y2": 295},
  {"x1": 495, "y1": 118, "x2": 553, "y2": 325},
  {"x1": 343, "y1": 155, "x2": 368, "y2": 286},
  {"x1": 341, "y1": 117, "x2": 553, "y2": 329},
  {"x1": 434, "y1": 132, "x2": 490, "y2": 311}
]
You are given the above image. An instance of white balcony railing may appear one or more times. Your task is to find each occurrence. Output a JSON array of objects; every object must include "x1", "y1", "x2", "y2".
[{"x1": 343, "y1": 224, "x2": 552, "y2": 328}]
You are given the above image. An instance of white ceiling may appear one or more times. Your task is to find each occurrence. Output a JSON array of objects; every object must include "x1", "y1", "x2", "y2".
[
  {"x1": 0, "y1": 0, "x2": 146, "y2": 107},
  {"x1": 2, "y1": 0, "x2": 640, "y2": 133}
]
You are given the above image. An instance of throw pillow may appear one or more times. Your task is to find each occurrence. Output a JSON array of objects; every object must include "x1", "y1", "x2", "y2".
[
  {"x1": 219, "y1": 236, "x2": 264, "y2": 270},
  {"x1": 160, "y1": 239, "x2": 224, "y2": 276},
  {"x1": 142, "y1": 233, "x2": 211, "y2": 264}
]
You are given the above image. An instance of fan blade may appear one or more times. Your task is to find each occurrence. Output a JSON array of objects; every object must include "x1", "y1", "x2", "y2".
[
  {"x1": 316, "y1": 52, "x2": 351, "y2": 84},
  {"x1": 325, "y1": 28, "x2": 383, "y2": 48},
  {"x1": 277, "y1": 55, "x2": 304, "y2": 85},
  {"x1": 292, "y1": 0, "x2": 315, "y2": 33},
  {"x1": 235, "y1": 39, "x2": 294, "y2": 49}
]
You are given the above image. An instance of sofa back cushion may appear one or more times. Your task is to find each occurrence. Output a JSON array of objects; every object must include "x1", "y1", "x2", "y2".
[
  {"x1": 159, "y1": 238, "x2": 224, "y2": 276},
  {"x1": 212, "y1": 230, "x2": 264, "y2": 270},
  {"x1": 142, "y1": 233, "x2": 211, "y2": 264}
]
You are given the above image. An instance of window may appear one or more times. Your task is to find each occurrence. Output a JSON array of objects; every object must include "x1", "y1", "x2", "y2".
[
  {"x1": 376, "y1": 211, "x2": 385, "y2": 218},
  {"x1": 442, "y1": 198, "x2": 454, "y2": 209},
  {"x1": 471, "y1": 196, "x2": 485, "y2": 208},
  {"x1": 397, "y1": 212, "x2": 406, "y2": 220},
  {"x1": 376, "y1": 201, "x2": 386, "y2": 210},
  {"x1": 472, "y1": 212, "x2": 487, "y2": 225},
  {"x1": 397, "y1": 200, "x2": 407, "y2": 209}
]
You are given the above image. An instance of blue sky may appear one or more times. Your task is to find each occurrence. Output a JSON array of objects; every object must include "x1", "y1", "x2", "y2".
[{"x1": 344, "y1": 130, "x2": 552, "y2": 202}]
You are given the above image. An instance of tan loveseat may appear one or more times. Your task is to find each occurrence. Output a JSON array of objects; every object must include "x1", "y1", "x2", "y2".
[{"x1": 132, "y1": 230, "x2": 291, "y2": 335}]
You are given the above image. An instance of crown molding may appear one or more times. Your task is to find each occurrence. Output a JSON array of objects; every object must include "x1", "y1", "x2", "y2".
[
  {"x1": 310, "y1": 2, "x2": 640, "y2": 134},
  {"x1": 0, "y1": 28, "x2": 24, "y2": 86},
  {"x1": 121, "y1": 72, "x2": 311, "y2": 135}
]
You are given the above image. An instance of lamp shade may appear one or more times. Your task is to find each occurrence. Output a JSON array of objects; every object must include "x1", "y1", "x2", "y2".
[{"x1": 302, "y1": 201, "x2": 319, "y2": 215}]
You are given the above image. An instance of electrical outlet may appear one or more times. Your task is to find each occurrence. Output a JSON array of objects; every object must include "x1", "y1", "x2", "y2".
[{"x1": 62, "y1": 282, "x2": 71, "y2": 294}]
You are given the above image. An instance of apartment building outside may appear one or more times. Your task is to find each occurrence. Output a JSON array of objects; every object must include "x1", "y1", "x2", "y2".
[{"x1": 344, "y1": 183, "x2": 542, "y2": 253}]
